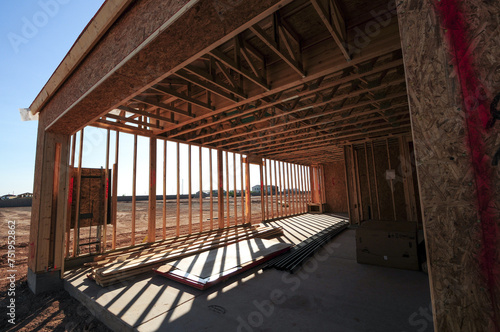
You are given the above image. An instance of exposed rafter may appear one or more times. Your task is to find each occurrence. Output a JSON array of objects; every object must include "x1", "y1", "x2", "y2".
[{"x1": 310, "y1": 0, "x2": 350, "y2": 61}]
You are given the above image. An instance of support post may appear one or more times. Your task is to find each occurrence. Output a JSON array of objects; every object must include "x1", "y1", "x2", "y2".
[
  {"x1": 132, "y1": 134, "x2": 137, "y2": 245},
  {"x1": 240, "y1": 155, "x2": 245, "y2": 223},
  {"x1": 398, "y1": 1, "x2": 500, "y2": 329},
  {"x1": 148, "y1": 137, "x2": 157, "y2": 243},
  {"x1": 188, "y1": 144, "x2": 192, "y2": 234},
  {"x1": 210, "y1": 148, "x2": 214, "y2": 230},
  {"x1": 217, "y1": 149, "x2": 224, "y2": 229},
  {"x1": 176, "y1": 142, "x2": 180, "y2": 236},
  {"x1": 28, "y1": 123, "x2": 70, "y2": 294},
  {"x1": 244, "y1": 157, "x2": 251, "y2": 224}
]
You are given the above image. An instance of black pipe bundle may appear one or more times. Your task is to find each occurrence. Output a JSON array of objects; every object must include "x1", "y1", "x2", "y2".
[{"x1": 264, "y1": 221, "x2": 349, "y2": 273}]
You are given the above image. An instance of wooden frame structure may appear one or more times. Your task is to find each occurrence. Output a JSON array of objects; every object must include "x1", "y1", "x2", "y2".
[{"x1": 27, "y1": 0, "x2": 499, "y2": 330}]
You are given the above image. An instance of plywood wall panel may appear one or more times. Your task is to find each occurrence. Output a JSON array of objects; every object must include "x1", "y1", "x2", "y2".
[
  {"x1": 323, "y1": 161, "x2": 348, "y2": 213},
  {"x1": 398, "y1": 0, "x2": 500, "y2": 330}
]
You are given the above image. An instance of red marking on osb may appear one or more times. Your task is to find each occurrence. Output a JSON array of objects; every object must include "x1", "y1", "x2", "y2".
[{"x1": 435, "y1": 1, "x2": 499, "y2": 329}]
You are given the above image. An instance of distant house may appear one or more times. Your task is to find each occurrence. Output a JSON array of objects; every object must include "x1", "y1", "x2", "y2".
[
  {"x1": 251, "y1": 185, "x2": 279, "y2": 194},
  {"x1": 1, "y1": 194, "x2": 17, "y2": 200},
  {"x1": 17, "y1": 192, "x2": 33, "y2": 198}
]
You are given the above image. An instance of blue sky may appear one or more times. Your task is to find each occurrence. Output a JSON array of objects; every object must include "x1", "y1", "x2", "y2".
[
  {"x1": 0, "y1": 0, "x2": 281, "y2": 197},
  {"x1": 0, "y1": 0, "x2": 106, "y2": 195}
]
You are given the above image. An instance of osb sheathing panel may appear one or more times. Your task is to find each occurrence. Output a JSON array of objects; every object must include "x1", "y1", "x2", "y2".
[
  {"x1": 70, "y1": 168, "x2": 106, "y2": 228},
  {"x1": 42, "y1": 0, "x2": 289, "y2": 134},
  {"x1": 323, "y1": 161, "x2": 348, "y2": 213},
  {"x1": 398, "y1": 0, "x2": 500, "y2": 330}
]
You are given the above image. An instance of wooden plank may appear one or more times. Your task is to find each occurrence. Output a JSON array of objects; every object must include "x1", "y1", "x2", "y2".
[
  {"x1": 233, "y1": 153, "x2": 237, "y2": 225},
  {"x1": 260, "y1": 162, "x2": 264, "y2": 221},
  {"x1": 132, "y1": 97, "x2": 194, "y2": 119},
  {"x1": 183, "y1": 65, "x2": 247, "y2": 99},
  {"x1": 301, "y1": 165, "x2": 306, "y2": 213},
  {"x1": 169, "y1": 58, "x2": 405, "y2": 140},
  {"x1": 286, "y1": 162, "x2": 292, "y2": 215},
  {"x1": 111, "y1": 164, "x2": 118, "y2": 250},
  {"x1": 240, "y1": 154, "x2": 245, "y2": 224},
  {"x1": 113, "y1": 131, "x2": 121, "y2": 250},
  {"x1": 132, "y1": 135, "x2": 137, "y2": 245},
  {"x1": 152, "y1": 84, "x2": 214, "y2": 112},
  {"x1": 290, "y1": 163, "x2": 295, "y2": 215},
  {"x1": 320, "y1": 165, "x2": 326, "y2": 204},
  {"x1": 209, "y1": 148, "x2": 214, "y2": 230},
  {"x1": 343, "y1": 147, "x2": 352, "y2": 221},
  {"x1": 163, "y1": 140, "x2": 167, "y2": 239},
  {"x1": 370, "y1": 141, "x2": 381, "y2": 219},
  {"x1": 354, "y1": 149, "x2": 363, "y2": 223},
  {"x1": 244, "y1": 157, "x2": 251, "y2": 223},
  {"x1": 297, "y1": 164, "x2": 302, "y2": 213},
  {"x1": 278, "y1": 161, "x2": 283, "y2": 217},
  {"x1": 250, "y1": 24, "x2": 305, "y2": 78},
  {"x1": 273, "y1": 159, "x2": 281, "y2": 218},
  {"x1": 72, "y1": 130, "x2": 84, "y2": 257},
  {"x1": 226, "y1": 151, "x2": 230, "y2": 227},
  {"x1": 209, "y1": 49, "x2": 269, "y2": 91},
  {"x1": 176, "y1": 142, "x2": 180, "y2": 237},
  {"x1": 217, "y1": 149, "x2": 224, "y2": 229},
  {"x1": 120, "y1": 106, "x2": 177, "y2": 124},
  {"x1": 175, "y1": 69, "x2": 240, "y2": 103},
  {"x1": 263, "y1": 160, "x2": 269, "y2": 220},
  {"x1": 148, "y1": 137, "x2": 157, "y2": 243},
  {"x1": 294, "y1": 164, "x2": 299, "y2": 214},
  {"x1": 399, "y1": 136, "x2": 417, "y2": 222},
  {"x1": 269, "y1": 159, "x2": 274, "y2": 219},
  {"x1": 66, "y1": 134, "x2": 77, "y2": 258},
  {"x1": 310, "y1": 0, "x2": 350, "y2": 61},
  {"x1": 385, "y1": 138, "x2": 397, "y2": 221},
  {"x1": 188, "y1": 144, "x2": 192, "y2": 234},
  {"x1": 53, "y1": 137, "x2": 69, "y2": 272},
  {"x1": 199, "y1": 146, "x2": 203, "y2": 232},
  {"x1": 364, "y1": 143, "x2": 373, "y2": 219},
  {"x1": 105, "y1": 113, "x2": 163, "y2": 129}
]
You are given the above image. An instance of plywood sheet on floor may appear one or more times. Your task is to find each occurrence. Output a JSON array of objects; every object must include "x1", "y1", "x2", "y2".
[{"x1": 64, "y1": 214, "x2": 433, "y2": 332}]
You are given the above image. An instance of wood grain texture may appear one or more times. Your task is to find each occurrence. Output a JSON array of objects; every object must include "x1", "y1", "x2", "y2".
[
  {"x1": 323, "y1": 161, "x2": 348, "y2": 213},
  {"x1": 398, "y1": 0, "x2": 500, "y2": 330}
]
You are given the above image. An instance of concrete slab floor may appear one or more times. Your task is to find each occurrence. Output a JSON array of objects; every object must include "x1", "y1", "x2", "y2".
[{"x1": 64, "y1": 214, "x2": 434, "y2": 332}]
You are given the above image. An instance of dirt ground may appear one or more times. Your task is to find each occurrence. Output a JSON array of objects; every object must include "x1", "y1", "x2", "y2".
[{"x1": 0, "y1": 197, "x2": 277, "y2": 331}]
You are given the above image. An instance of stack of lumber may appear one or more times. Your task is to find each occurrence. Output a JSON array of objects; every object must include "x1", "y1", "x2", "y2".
[{"x1": 87, "y1": 224, "x2": 283, "y2": 287}]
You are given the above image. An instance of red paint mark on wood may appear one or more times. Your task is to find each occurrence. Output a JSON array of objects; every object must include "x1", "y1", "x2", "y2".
[{"x1": 435, "y1": 1, "x2": 499, "y2": 329}]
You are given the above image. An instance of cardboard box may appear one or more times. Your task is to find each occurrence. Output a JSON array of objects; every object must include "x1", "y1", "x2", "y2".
[{"x1": 356, "y1": 220, "x2": 419, "y2": 270}]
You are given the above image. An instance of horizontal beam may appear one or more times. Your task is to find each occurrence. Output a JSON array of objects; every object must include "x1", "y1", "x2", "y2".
[
  {"x1": 210, "y1": 49, "x2": 270, "y2": 91},
  {"x1": 133, "y1": 97, "x2": 195, "y2": 118},
  {"x1": 152, "y1": 85, "x2": 214, "y2": 112},
  {"x1": 168, "y1": 58, "x2": 404, "y2": 139},
  {"x1": 184, "y1": 65, "x2": 247, "y2": 99},
  {"x1": 105, "y1": 113, "x2": 163, "y2": 129},
  {"x1": 250, "y1": 24, "x2": 306, "y2": 78},
  {"x1": 202, "y1": 84, "x2": 407, "y2": 144},
  {"x1": 310, "y1": 0, "x2": 350, "y2": 61},
  {"x1": 119, "y1": 105, "x2": 178, "y2": 124}
]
